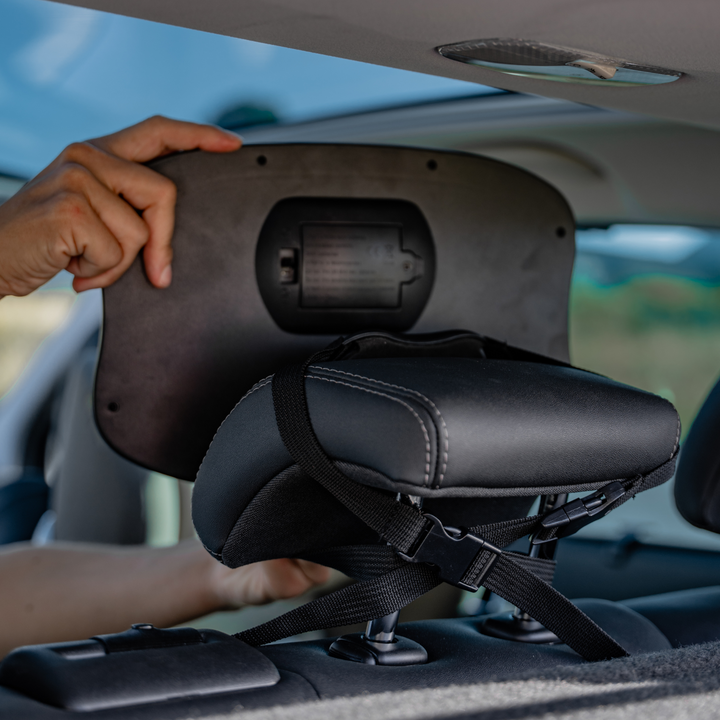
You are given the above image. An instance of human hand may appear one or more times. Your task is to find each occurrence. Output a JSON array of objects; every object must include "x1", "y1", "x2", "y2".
[
  {"x1": 0, "y1": 116, "x2": 241, "y2": 297},
  {"x1": 209, "y1": 558, "x2": 332, "y2": 609}
]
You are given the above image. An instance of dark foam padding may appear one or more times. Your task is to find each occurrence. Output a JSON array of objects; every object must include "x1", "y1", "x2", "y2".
[
  {"x1": 674, "y1": 373, "x2": 720, "y2": 532},
  {"x1": 95, "y1": 144, "x2": 575, "y2": 479},
  {"x1": 193, "y1": 357, "x2": 680, "y2": 561}
]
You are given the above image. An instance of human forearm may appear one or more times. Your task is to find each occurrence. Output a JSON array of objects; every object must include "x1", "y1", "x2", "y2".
[
  {"x1": 0, "y1": 116, "x2": 241, "y2": 298},
  {"x1": 0, "y1": 540, "x2": 219, "y2": 657},
  {"x1": 0, "y1": 540, "x2": 329, "y2": 659}
]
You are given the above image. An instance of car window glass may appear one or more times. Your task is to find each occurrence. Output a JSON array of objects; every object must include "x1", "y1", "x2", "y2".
[{"x1": 571, "y1": 224, "x2": 720, "y2": 551}]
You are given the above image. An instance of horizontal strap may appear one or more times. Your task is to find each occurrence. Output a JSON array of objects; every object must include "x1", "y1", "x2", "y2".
[
  {"x1": 304, "y1": 545, "x2": 407, "y2": 581},
  {"x1": 533, "y1": 458, "x2": 678, "y2": 544},
  {"x1": 306, "y1": 544, "x2": 554, "y2": 587},
  {"x1": 236, "y1": 563, "x2": 440, "y2": 647},
  {"x1": 468, "y1": 514, "x2": 541, "y2": 548}
]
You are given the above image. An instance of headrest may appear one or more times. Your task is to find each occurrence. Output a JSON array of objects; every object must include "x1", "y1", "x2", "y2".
[
  {"x1": 95, "y1": 144, "x2": 575, "y2": 480},
  {"x1": 675, "y1": 374, "x2": 720, "y2": 532},
  {"x1": 193, "y1": 356, "x2": 680, "y2": 566}
]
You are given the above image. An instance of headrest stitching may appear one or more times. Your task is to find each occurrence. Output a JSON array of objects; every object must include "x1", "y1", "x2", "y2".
[
  {"x1": 306, "y1": 374, "x2": 433, "y2": 488},
  {"x1": 314, "y1": 365, "x2": 449, "y2": 489}
]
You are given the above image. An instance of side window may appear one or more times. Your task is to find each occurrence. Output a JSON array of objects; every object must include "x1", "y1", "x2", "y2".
[{"x1": 570, "y1": 225, "x2": 720, "y2": 550}]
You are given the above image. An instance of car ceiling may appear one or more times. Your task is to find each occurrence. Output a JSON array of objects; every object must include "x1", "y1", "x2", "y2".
[
  {"x1": 229, "y1": 93, "x2": 720, "y2": 228},
  {"x1": 6, "y1": 92, "x2": 719, "y2": 227},
  {"x1": 53, "y1": 0, "x2": 720, "y2": 130}
]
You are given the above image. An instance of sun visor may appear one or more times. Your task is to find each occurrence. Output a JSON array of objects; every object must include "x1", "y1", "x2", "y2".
[{"x1": 95, "y1": 144, "x2": 574, "y2": 480}]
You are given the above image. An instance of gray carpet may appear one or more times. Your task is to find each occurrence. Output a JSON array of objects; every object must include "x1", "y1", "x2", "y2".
[{"x1": 196, "y1": 641, "x2": 720, "y2": 720}]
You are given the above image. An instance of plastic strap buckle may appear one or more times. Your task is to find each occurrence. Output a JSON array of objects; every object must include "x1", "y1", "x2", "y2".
[
  {"x1": 533, "y1": 481, "x2": 627, "y2": 545},
  {"x1": 397, "y1": 514, "x2": 502, "y2": 592}
]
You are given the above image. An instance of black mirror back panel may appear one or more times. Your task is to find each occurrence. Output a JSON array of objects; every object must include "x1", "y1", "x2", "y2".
[{"x1": 96, "y1": 144, "x2": 574, "y2": 479}]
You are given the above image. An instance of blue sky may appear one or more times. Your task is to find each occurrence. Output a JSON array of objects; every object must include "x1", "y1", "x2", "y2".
[{"x1": 0, "y1": 0, "x2": 488, "y2": 178}]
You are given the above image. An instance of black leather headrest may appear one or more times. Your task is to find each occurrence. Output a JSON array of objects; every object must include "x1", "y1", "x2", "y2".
[
  {"x1": 675, "y1": 375, "x2": 720, "y2": 532},
  {"x1": 193, "y1": 358, "x2": 680, "y2": 565}
]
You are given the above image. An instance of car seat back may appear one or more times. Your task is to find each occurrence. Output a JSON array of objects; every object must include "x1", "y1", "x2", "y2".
[{"x1": 675, "y1": 373, "x2": 720, "y2": 532}]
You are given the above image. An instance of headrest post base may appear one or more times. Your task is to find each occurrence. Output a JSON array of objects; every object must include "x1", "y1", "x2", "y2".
[{"x1": 328, "y1": 633, "x2": 428, "y2": 666}]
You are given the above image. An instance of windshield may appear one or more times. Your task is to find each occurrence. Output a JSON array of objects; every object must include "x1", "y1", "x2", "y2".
[{"x1": 0, "y1": 0, "x2": 488, "y2": 178}]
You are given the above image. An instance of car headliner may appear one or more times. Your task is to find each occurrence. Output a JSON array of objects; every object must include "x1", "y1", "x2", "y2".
[
  {"x1": 239, "y1": 93, "x2": 720, "y2": 228},
  {"x1": 52, "y1": 0, "x2": 720, "y2": 130}
]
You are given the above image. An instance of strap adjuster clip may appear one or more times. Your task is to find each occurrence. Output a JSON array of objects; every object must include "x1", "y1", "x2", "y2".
[
  {"x1": 533, "y1": 481, "x2": 627, "y2": 545},
  {"x1": 397, "y1": 514, "x2": 501, "y2": 592}
]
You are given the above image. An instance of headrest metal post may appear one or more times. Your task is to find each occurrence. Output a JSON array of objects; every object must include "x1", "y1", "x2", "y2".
[
  {"x1": 480, "y1": 493, "x2": 567, "y2": 644},
  {"x1": 531, "y1": 493, "x2": 568, "y2": 561},
  {"x1": 365, "y1": 612, "x2": 400, "y2": 644}
]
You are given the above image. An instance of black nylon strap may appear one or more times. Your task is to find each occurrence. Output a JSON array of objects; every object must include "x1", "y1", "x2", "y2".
[
  {"x1": 236, "y1": 549, "x2": 625, "y2": 661},
  {"x1": 236, "y1": 563, "x2": 440, "y2": 647},
  {"x1": 304, "y1": 545, "x2": 406, "y2": 581},
  {"x1": 532, "y1": 458, "x2": 677, "y2": 544},
  {"x1": 309, "y1": 544, "x2": 622, "y2": 661},
  {"x1": 612, "y1": 460, "x2": 677, "y2": 510},
  {"x1": 272, "y1": 357, "x2": 429, "y2": 554},
  {"x1": 468, "y1": 515, "x2": 542, "y2": 549},
  {"x1": 481, "y1": 554, "x2": 628, "y2": 661},
  {"x1": 506, "y1": 553, "x2": 556, "y2": 585},
  {"x1": 260, "y1": 337, "x2": 675, "y2": 662},
  {"x1": 304, "y1": 544, "x2": 555, "y2": 586}
]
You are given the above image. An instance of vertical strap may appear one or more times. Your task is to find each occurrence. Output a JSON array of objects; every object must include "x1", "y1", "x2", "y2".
[
  {"x1": 480, "y1": 554, "x2": 628, "y2": 661},
  {"x1": 272, "y1": 360, "x2": 430, "y2": 553}
]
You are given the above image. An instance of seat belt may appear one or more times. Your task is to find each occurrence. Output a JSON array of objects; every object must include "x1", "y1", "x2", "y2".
[{"x1": 233, "y1": 340, "x2": 676, "y2": 662}]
